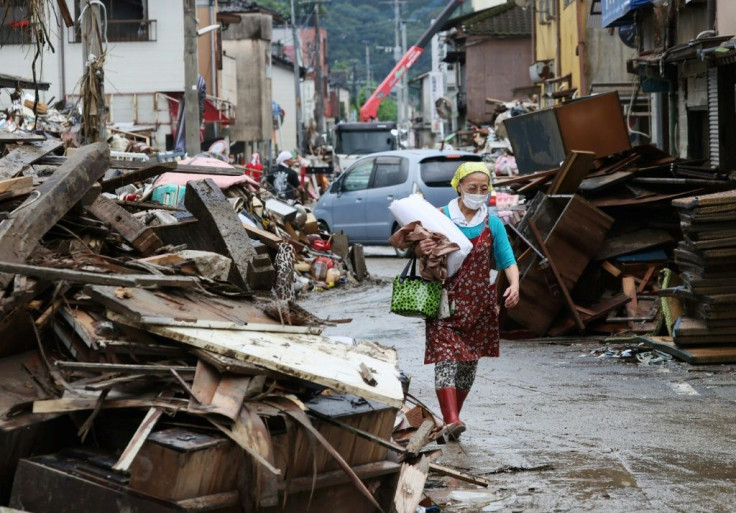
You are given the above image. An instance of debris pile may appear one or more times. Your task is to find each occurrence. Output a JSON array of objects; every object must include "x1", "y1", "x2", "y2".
[
  {"x1": 495, "y1": 92, "x2": 736, "y2": 360},
  {"x1": 0, "y1": 141, "x2": 488, "y2": 511},
  {"x1": 640, "y1": 189, "x2": 736, "y2": 364}
]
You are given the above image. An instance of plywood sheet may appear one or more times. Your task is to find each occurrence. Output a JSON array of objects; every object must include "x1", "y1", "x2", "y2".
[{"x1": 139, "y1": 325, "x2": 404, "y2": 408}]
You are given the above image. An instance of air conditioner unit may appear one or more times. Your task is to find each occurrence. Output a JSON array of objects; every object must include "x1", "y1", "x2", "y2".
[{"x1": 529, "y1": 61, "x2": 553, "y2": 83}]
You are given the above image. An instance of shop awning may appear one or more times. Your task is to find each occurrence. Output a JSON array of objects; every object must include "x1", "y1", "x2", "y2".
[{"x1": 602, "y1": 0, "x2": 652, "y2": 28}]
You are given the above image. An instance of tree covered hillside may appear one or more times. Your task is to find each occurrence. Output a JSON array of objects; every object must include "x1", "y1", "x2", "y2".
[{"x1": 259, "y1": 0, "x2": 448, "y2": 85}]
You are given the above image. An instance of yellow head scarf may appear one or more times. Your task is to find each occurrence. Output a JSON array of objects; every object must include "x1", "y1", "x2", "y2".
[{"x1": 450, "y1": 161, "x2": 492, "y2": 191}]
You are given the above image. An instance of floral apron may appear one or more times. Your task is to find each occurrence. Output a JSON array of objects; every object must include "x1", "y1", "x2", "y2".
[{"x1": 425, "y1": 221, "x2": 499, "y2": 364}]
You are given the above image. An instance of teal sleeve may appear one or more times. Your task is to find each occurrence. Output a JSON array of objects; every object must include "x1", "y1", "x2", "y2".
[{"x1": 489, "y1": 216, "x2": 516, "y2": 271}]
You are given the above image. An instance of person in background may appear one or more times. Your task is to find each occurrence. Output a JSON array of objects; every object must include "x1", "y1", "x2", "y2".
[
  {"x1": 267, "y1": 151, "x2": 301, "y2": 201},
  {"x1": 245, "y1": 152, "x2": 263, "y2": 183},
  {"x1": 413, "y1": 161, "x2": 520, "y2": 440}
]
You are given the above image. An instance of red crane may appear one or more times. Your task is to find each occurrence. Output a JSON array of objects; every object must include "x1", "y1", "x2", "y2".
[{"x1": 359, "y1": 0, "x2": 464, "y2": 122}]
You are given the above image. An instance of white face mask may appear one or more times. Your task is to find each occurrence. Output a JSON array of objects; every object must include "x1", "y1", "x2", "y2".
[{"x1": 460, "y1": 191, "x2": 488, "y2": 210}]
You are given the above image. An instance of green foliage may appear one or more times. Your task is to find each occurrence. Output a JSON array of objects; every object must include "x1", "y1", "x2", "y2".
[{"x1": 377, "y1": 97, "x2": 398, "y2": 122}]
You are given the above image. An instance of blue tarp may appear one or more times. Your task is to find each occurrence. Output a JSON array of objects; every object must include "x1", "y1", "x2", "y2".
[{"x1": 602, "y1": 0, "x2": 652, "y2": 28}]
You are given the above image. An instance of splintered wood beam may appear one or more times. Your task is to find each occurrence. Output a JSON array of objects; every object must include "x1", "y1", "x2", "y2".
[
  {"x1": 528, "y1": 218, "x2": 585, "y2": 332},
  {"x1": 37, "y1": 155, "x2": 243, "y2": 175},
  {"x1": 428, "y1": 463, "x2": 491, "y2": 487},
  {"x1": 85, "y1": 195, "x2": 163, "y2": 256},
  {"x1": 0, "y1": 262, "x2": 199, "y2": 288},
  {"x1": 0, "y1": 133, "x2": 45, "y2": 143},
  {"x1": 0, "y1": 142, "x2": 109, "y2": 290},
  {"x1": 0, "y1": 140, "x2": 64, "y2": 179},
  {"x1": 112, "y1": 402, "x2": 167, "y2": 472},
  {"x1": 393, "y1": 455, "x2": 430, "y2": 513},
  {"x1": 184, "y1": 178, "x2": 257, "y2": 291},
  {"x1": 99, "y1": 161, "x2": 177, "y2": 192}
]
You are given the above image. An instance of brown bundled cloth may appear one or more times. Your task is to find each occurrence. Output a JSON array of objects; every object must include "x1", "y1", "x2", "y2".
[{"x1": 389, "y1": 221, "x2": 461, "y2": 282}]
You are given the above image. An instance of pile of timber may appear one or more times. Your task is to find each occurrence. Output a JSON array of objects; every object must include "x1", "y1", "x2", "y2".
[
  {"x1": 640, "y1": 190, "x2": 736, "y2": 364},
  {"x1": 496, "y1": 140, "x2": 735, "y2": 347},
  {"x1": 0, "y1": 142, "x2": 475, "y2": 512},
  {"x1": 0, "y1": 136, "x2": 367, "y2": 292}
]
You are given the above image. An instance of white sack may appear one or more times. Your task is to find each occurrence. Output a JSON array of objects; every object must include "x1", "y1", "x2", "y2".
[{"x1": 389, "y1": 194, "x2": 472, "y2": 277}]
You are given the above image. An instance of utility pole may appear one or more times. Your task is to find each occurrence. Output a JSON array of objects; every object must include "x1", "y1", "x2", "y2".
[
  {"x1": 365, "y1": 44, "x2": 371, "y2": 94},
  {"x1": 81, "y1": 0, "x2": 105, "y2": 141},
  {"x1": 394, "y1": 0, "x2": 402, "y2": 128},
  {"x1": 401, "y1": 19, "x2": 408, "y2": 130},
  {"x1": 290, "y1": 0, "x2": 304, "y2": 152},
  {"x1": 183, "y1": 0, "x2": 200, "y2": 156},
  {"x1": 312, "y1": 2, "x2": 325, "y2": 134}
]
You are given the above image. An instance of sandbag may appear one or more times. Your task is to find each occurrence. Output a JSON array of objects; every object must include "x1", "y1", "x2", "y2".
[{"x1": 389, "y1": 195, "x2": 471, "y2": 277}]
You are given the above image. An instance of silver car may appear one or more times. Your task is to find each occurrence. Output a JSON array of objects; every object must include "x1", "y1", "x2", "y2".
[{"x1": 313, "y1": 149, "x2": 483, "y2": 245}]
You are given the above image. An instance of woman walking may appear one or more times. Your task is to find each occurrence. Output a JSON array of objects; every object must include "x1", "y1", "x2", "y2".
[{"x1": 412, "y1": 162, "x2": 519, "y2": 439}]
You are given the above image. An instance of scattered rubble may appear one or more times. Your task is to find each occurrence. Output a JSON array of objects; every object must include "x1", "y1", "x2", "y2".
[
  {"x1": 494, "y1": 92, "x2": 736, "y2": 364},
  {"x1": 0, "y1": 139, "x2": 486, "y2": 511}
]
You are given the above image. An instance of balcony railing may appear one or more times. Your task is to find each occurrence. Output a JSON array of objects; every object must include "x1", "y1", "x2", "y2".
[{"x1": 68, "y1": 19, "x2": 157, "y2": 44}]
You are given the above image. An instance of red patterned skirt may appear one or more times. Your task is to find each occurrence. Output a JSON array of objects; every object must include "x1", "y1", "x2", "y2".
[{"x1": 425, "y1": 226, "x2": 499, "y2": 363}]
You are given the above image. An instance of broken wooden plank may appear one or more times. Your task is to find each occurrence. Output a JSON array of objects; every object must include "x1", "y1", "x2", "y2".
[
  {"x1": 392, "y1": 456, "x2": 430, "y2": 513},
  {"x1": 0, "y1": 142, "x2": 109, "y2": 290},
  {"x1": 0, "y1": 262, "x2": 200, "y2": 288},
  {"x1": 111, "y1": 402, "x2": 167, "y2": 472},
  {"x1": 37, "y1": 155, "x2": 243, "y2": 175},
  {"x1": 32, "y1": 396, "x2": 187, "y2": 414},
  {"x1": 596, "y1": 229, "x2": 674, "y2": 261},
  {"x1": 185, "y1": 178, "x2": 258, "y2": 291},
  {"x1": 547, "y1": 293, "x2": 631, "y2": 337},
  {"x1": 622, "y1": 275, "x2": 639, "y2": 326},
  {"x1": 0, "y1": 140, "x2": 64, "y2": 179},
  {"x1": 242, "y1": 223, "x2": 283, "y2": 251},
  {"x1": 90, "y1": 286, "x2": 321, "y2": 335},
  {"x1": 578, "y1": 170, "x2": 632, "y2": 193},
  {"x1": 428, "y1": 463, "x2": 490, "y2": 487},
  {"x1": 175, "y1": 492, "x2": 240, "y2": 511},
  {"x1": 85, "y1": 195, "x2": 163, "y2": 256},
  {"x1": 547, "y1": 150, "x2": 596, "y2": 194},
  {"x1": 637, "y1": 265, "x2": 657, "y2": 294},
  {"x1": 0, "y1": 176, "x2": 33, "y2": 194},
  {"x1": 493, "y1": 168, "x2": 558, "y2": 187},
  {"x1": 403, "y1": 420, "x2": 436, "y2": 456},
  {"x1": 0, "y1": 133, "x2": 45, "y2": 143},
  {"x1": 528, "y1": 218, "x2": 585, "y2": 331},
  {"x1": 132, "y1": 324, "x2": 405, "y2": 408},
  {"x1": 0, "y1": 186, "x2": 34, "y2": 203},
  {"x1": 99, "y1": 161, "x2": 177, "y2": 192},
  {"x1": 54, "y1": 361, "x2": 196, "y2": 375}
]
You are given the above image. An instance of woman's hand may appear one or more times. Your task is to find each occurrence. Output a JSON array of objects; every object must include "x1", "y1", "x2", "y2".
[
  {"x1": 502, "y1": 264, "x2": 520, "y2": 308},
  {"x1": 503, "y1": 284, "x2": 519, "y2": 308},
  {"x1": 414, "y1": 238, "x2": 437, "y2": 257}
]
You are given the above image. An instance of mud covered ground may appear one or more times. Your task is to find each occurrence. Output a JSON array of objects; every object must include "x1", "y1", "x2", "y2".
[{"x1": 300, "y1": 251, "x2": 736, "y2": 513}]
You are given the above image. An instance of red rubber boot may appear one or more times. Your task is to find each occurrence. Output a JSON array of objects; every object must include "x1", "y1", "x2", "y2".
[
  {"x1": 436, "y1": 388, "x2": 466, "y2": 440},
  {"x1": 456, "y1": 389, "x2": 469, "y2": 414}
]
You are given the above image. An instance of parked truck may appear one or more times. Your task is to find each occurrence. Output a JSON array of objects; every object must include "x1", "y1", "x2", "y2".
[{"x1": 332, "y1": 121, "x2": 398, "y2": 172}]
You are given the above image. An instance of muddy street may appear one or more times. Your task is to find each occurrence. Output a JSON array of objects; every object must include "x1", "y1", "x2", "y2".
[{"x1": 300, "y1": 251, "x2": 736, "y2": 513}]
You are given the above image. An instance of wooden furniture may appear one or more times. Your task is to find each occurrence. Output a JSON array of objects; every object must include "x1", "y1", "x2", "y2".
[{"x1": 509, "y1": 193, "x2": 614, "y2": 335}]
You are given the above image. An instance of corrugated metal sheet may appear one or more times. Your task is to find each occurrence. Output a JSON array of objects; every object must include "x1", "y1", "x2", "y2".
[{"x1": 707, "y1": 68, "x2": 719, "y2": 169}]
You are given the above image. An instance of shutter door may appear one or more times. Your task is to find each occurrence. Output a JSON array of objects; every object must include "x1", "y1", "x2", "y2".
[{"x1": 707, "y1": 68, "x2": 719, "y2": 169}]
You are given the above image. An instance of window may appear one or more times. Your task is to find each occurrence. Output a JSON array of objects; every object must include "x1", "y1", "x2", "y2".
[
  {"x1": 420, "y1": 157, "x2": 482, "y2": 187},
  {"x1": 71, "y1": 0, "x2": 155, "y2": 43},
  {"x1": 342, "y1": 159, "x2": 374, "y2": 192},
  {"x1": 372, "y1": 157, "x2": 408, "y2": 189},
  {"x1": 0, "y1": 1, "x2": 32, "y2": 45}
]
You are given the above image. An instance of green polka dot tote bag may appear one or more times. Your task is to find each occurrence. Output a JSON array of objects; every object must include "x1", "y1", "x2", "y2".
[{"x1": 390, "y1": 257, "x2": 443, "y2": 319}]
